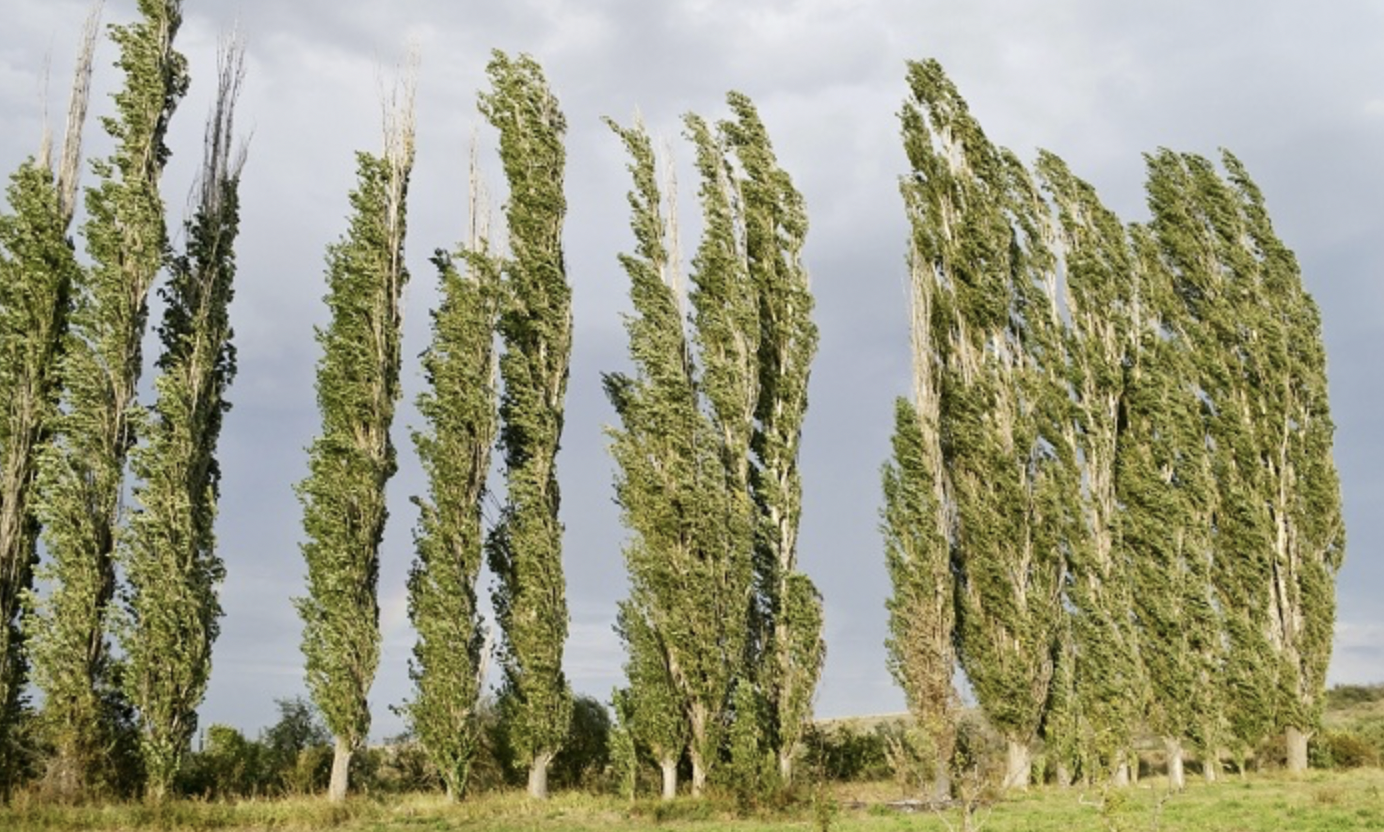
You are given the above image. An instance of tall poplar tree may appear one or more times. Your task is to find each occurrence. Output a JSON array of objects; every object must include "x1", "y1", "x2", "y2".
[
  {"x1": 480, "y1": 51, "x2": 573, "y2": 799},
  {"x1": 899, "y1": 59, "x2": 1067, "y2": 791},
  {"x1": 1037, "y1": 153, "x2": 1145, "y2": 784},
  {"x1": 722, "y1": 93, "x2": 823, "y2": 784},
  {"x1": 1149, "y1": 151, "x2": 1344, "y2": 773},
  {"x1": 1145, "y1": 151, "x2": 1280, "y2": 771},
  {"x1": 296, "y1": 78, "x2": 414, "y2": 803},
  {"x1": 403, "y1": 147, "x2": 502, "y2": 801},
  {"x1": 603, "y1": 116, "x2": 699, "y2": 800},
  {"x1": 682, "y1": 110, "x2": 759, "y2": 794},
  {"x1": 1220, "y1": 154, "x2": 1344, "y2": 773},
  {"x1": 1120, "y1": 222, "x2": 1221, "y2": 788},
  {"x1": 0, "y1": 11, "x2": 98, "y2": 785},
  {"x1": 120, "y1": 40, "x2": 245, "y2": 801},
  {"x1": 29, "y1": 0, "x2": 187, "y2": 794}
]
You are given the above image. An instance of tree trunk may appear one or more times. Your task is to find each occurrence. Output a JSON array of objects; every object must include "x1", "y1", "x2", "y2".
[
  {"x1": 1055, "y1": 760, "x2": 1072, "y2": 788},
  {"x1": 528, "y1": 751, "x2": 553, "y2": 799},
  {"x1": 660, "y1": 757, "x2": 678, "y2": 800},
  {"x1": 932, "y1": 750, "x2": 953, "y2": 802},
  {"x1": 779, "y1": 748, "x2": 793, "y2": 786},
  {"x1": 328, "y1": 736, "x2": 352, "y2": 802},
  {"x1": 1112, "y1": 758, "x2": 1130, "y2": 787},
  {"x1": 1165, "y1": 737, "x2": 1185, "y2": 791},
  {"x1": 690, "y1": 752, "x2": 707, "y2": 797},
  {"x1": 1003, "y1": 739, "x2": 1030, "y2": 791},
  {"x1": 1285, "y1": 726, "x2": 1309, "y2": 775}
]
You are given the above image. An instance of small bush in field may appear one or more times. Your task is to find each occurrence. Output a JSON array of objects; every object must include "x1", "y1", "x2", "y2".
[{"x1": 1312, "y1": 731, "x2": 1380, "y2": 769}]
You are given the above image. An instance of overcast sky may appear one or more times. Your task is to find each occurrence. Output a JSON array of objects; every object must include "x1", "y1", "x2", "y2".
[{"x1": 2, "y1": 0, "x2": 1380, "y2": 741}]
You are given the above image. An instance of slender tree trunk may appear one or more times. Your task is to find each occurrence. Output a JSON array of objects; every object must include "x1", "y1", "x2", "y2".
[
  {"x1": 1055, "y1": 761, "x2": 1072, "y2": 788},
  {"x1": 528, "y1": 751, "x2": 553, "y2": 799},
  {"x1": 933, "y1": 750, "x2": 953, "y2": 802},
  {"x1": 1285, "y1": 726, "x2": 1309, "y2": 775},
  {"x1": 1003, "y1": 740, "x2": 1031, "y2": 791},
  {"x1": 690, "y1": 750, "x2": 707, "y2": 797},
  {"x1": 779, "y1": 748, "x2": 793, "y2": 786},
  {"x1": 1165, "y1": 737, "x2": 1186, "y2": 791},
  {"x1": 1112, "y1": 757, "x2": 1130, "y2": 787},
  {"x1": 661, "y1": 757, "x2": 678, "y2": 800},
  {"x1": 328, "y1": 737, "x2": 352, "y2": 802}
]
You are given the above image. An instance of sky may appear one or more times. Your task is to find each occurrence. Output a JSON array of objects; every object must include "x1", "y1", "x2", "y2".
[{"x1": 1, "y1": 0, "x2": 1380, "y2": 742}]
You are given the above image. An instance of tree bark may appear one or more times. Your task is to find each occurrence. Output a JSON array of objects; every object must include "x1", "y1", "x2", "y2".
[
  {"x1": 660, "y1": 757, "x2": 678, "y2": 800},
  {"x1": 1165, "y1": 737, "x2": 1185, "y2": 791},
  {"x1": 1003, "y1": 739, "x2": 1031, "y2": 791},
  {"x1": 779, "y1": 748, "x2": 794, "y2": 786},
  {"x1": 932, "y1": 753, "x2": 953, "y2": 802},
  {"x1": 690, "y1": 750, "x2": 707, "y2": 797},
  {"x1": 328, "y1": 736, "x2": 352, "y2": 802},
  {"x1": 1286, "y1": 726, "x2": 1309, "y2": 775},
  {"x1": 528, "y1": 751, "x2": 553, "y2": 799},
  {"x1": 1112, "y1": 758, "x2": 1130, "y2": 787},
  {"x1": 1055, "y1": 760, "x2": 1072, "y2": 788}
]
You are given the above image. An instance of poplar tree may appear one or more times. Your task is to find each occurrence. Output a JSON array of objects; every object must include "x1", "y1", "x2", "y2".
[
  {"x1": 480, "y1": 51, "x2": 573, "y2": 799},
  {"x1": 1220, "y1": 154, "x2": 1344, "y2": 773},
  {"x1": 723, "y1": 93, "x2": 823, "y2": 784},
  {"x1": 119, "y1": 40, "x2": 245, "y2": 801},
  {"x1": 682, "y1": 111, "x2": 759, "y2": 794},
  {"x1": 1145, "y1": 151, "x2": 1280, "y2": 772},
  {"x1": 1037, "y1": 153, "x2": 1145, "y2": 784},
  {"x1": 403, "y1": 147, "x2": 502, "y2": 801},
  {"x1": 0, "y1": 11, "x2": 98, "y2": 785},
  {"x1": 296, "y1": 78, "x2": 414, "y2": 803},
  {"x1": 1149, "y1": 151, "x2": 1344, "y2": 773},
  {"x1": 603, "y1": 116, "x2": 698, "y2": 800},
  {"x1": 29, "y1": 0, "x2": 187, "y2": 794},
  {"x1": 881, "y1": 394, "x2": 956, "y2": 800},
  {"x1": 899, "y1": 60, "x2": 1067, "y2": 791},
  {"x1": 1120, "y1": 222, "x2": 1221, "y2": 788}
]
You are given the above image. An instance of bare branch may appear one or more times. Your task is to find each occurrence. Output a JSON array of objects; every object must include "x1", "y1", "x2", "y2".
[{"x1": 58, "y1": 1, "x2": 103, "y2": 226}]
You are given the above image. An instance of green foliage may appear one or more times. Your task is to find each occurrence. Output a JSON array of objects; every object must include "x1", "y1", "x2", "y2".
[
  {"x1": 403, "y1": 209, "x2": 502, "y2": 800},
  {"x1": 881, "y1": 397, "x2": 955, "y2": 789},
  {"x1": 721, "y1": 92, "x2": 823, "y2": 782},
  {"x1": 120, "y1": 47, "x2": 245, "y2": 800},
  {"x1": 606, "y1": 94, "x2": 820, "y2": 796},
  {"x1": 480, "y1": 51, "x2": 573, "y2": 789},
  {"x1": 296, "y1": 103, "x2": 414, "y2": 798},
  {"x1": 899, "y1": 61, "x2": 1067, "y2": 782},
  {"x1": 0, "y1": 159, "x2": 79, "y2": 794},
  {"x1": 1326, "y1": 685, "x2": 1384, "y2": 710},
  {"x1": 28, "y1": 0, "x2": 187, "y2": 797},
  {"x1": 550, "y1": 694, "x2": 612, "y2": 792},
  {"x1": 1036, "y1": 152, "x2": 1146, "y2": 779},
  {"x1": 801, "y1": 723, "x2": 892, "y2": 783}
]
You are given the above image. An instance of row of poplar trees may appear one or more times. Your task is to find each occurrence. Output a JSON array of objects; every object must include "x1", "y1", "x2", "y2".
[
  {"x1": 882, "y1": 60, "x2": 1345, "y2": 796},
  {"x1": 0, "y1": 0, "x2": 247, "y2": 801},
  {"x1": 297, "y1": 50, "x2": 828, "y2": 800},
  {"x1": 295, "y1": 49, "x2": 583, "y2": 803}
]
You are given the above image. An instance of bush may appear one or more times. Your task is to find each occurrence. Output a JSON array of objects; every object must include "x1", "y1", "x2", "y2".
[
  {"x1": 801, "y1": 721, "x2": 892, "y2": 782},
  {"x1": 552, "y1": 694, "x2": 612, "y2": 791},
  {"x1": 1311, "y1": 730, "x2": 1381, "y2": 770},
  {"x1": 1325, "y1": 684, "x2": 1384, "y2": 710}
]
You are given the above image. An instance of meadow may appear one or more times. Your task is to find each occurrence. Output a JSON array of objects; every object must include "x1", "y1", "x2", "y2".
[{"x1": 3, "y1": 768, "x2": 1382, "y2": 832}]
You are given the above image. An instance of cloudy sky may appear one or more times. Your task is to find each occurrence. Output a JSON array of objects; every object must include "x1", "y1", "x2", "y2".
[{"x1": 2, "y1": 0, "x2": 1380, "y2": 741}]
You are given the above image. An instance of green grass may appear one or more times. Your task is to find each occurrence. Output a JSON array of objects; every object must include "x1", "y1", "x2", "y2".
[{"x1": 4, "y1": 769, "x2": 1383, "y2": 831}]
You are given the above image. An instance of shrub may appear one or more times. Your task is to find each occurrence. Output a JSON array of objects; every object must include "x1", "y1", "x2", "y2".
[{"x1": 1312, "y1": 730, "x2": 1381, "y2": 770}]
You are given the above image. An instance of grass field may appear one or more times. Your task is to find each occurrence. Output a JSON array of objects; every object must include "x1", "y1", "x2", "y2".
[{"x1": 3, "y1": 768, "x2": 1382, "y2": 831}]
